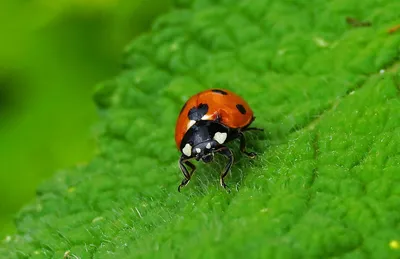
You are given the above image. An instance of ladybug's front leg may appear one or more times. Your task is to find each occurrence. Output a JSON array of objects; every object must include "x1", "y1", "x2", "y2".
[
  {"x1": 215, "y1": 146, "x2": 234, "y2": 193},
  {"x1": 178, "y1": 156, "x2": 196, "y2": 192}
]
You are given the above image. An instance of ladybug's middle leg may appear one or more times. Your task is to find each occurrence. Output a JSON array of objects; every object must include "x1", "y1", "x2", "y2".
[
  {"x1": 238, "y1": 132, "x2": 257, "y2": 158},
  {"x1": 178, "y1": 157, "x2": 196, "y2": 192},
  {"x1": 242, "y1": 117, "x2": 264, "y2": 132},
  {"x1": 243, "y1": 127, "x2": 264, "y2": 132}
]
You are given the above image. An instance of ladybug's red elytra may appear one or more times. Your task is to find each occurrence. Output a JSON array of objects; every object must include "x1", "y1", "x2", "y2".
[{"x1": 175, "y1": 89, "x2": 263, "y2": 192}]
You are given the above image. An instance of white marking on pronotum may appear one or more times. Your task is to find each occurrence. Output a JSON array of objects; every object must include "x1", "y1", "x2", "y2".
[
  {"x1": 182, "y1": 143, "x2": 192, "y2": 156},
  {"x1": 201, "y1": 114, "x2": 213, "y2": 120},
  {"x1": 213, "y1": 132, "x2": 227, "y2": 144},
  {"x1": 195, "y1": 148, "x2": 201, "y2": 153},
  {"x1": 206, "y1": 143, "x2": 211, "y2": 149},
  {"x1": 187, "y1": 120, "x2": 196, "y2": 130}
]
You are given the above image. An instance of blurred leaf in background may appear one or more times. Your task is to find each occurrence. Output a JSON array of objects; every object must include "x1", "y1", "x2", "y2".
[{"x1": 0, "y1": 0, "x2": 171, "y2": 238}]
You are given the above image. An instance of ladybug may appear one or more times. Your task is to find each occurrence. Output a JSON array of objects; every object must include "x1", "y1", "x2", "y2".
[{"x1": 175, "y1": 89, "x2": 263, "y2": 192}]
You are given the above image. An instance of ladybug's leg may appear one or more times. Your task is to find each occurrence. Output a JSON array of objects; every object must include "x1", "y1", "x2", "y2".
[
  {"x1": 216, "y1": 146, "x2": 234, "y2": 192},
  {"x1": 242, "y1": 116, "x2": 263, "y2": 132},
  {"x1": 178, "y1": 156, "x2": 196, "y2": 192},
  {"x1": 243, "y1": 127, "x2": 264, "y2": 132},
  {"x1": 238, "y1": 132, "x2": 257, "y2": 158}
]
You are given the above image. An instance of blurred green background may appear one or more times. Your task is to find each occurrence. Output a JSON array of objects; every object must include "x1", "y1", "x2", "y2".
[{"x1": 0, "y1": 0, "x2": 171, "y2": 238}]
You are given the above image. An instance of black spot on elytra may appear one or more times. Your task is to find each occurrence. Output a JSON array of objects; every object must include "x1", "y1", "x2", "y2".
[
  {"x1": 188, "y1": 103, "x2": 209, "y2": 121},
  {"x1": 211, "y1": 89, "x2": 228, "y2": 95},
  {"x1": 179, "y1": 101, "x2": 187, "y2": 114},
  {"x1": 236, "y1": 104, "x2": 246, "y2": 114}
]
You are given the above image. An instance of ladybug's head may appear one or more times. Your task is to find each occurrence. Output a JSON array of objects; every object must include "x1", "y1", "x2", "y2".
[
  {"x1": 180, "y1": 120, "x2": 229, "y2": 163},
  {"x1": 192, "y1": 141, "x2": 217, "y2": 162}
]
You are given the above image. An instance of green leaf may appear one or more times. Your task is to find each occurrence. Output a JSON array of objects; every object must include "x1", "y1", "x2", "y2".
[{"x1": 2, "y1": 0, "x2": 400, "y2": 258}]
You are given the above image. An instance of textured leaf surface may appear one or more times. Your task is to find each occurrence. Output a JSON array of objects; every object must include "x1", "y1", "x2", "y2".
[{"x1": 2, "y1": 0, "x2": 400, "y2": 258}]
